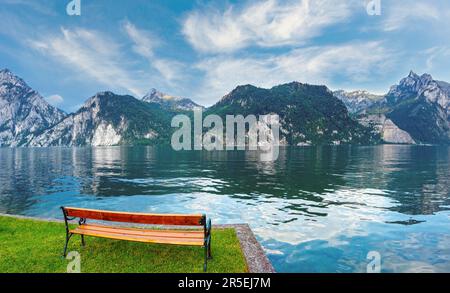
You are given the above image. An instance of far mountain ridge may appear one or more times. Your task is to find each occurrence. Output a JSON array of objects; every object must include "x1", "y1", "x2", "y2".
[
  {"x1": 333, "y1": 90, "x2": 384, "y2": 114},
  {"x1": 1, "y1": 69, "x2": 449, "y2": 146}
]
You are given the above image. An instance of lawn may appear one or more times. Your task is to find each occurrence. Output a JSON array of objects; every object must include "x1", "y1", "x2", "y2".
[{"x1": 0, "y1": 216, "x2": 248, "y2": 273}]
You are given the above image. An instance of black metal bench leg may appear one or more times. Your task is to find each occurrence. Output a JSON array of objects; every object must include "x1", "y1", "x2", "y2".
[
  {"x1": 204, "y1": 244, "x2": 208, "y2": 272},
  {"x1": 63, "y1": 233, "x2": 73, "y2": 257},
  {"x1": 203, "y1": 234, "x2": 212, "y2": 272},
  {"x1": 208, "y1": 236, "x2": 212, "y2": 259},
  {"x1": 81, "y1": 235, "x2": 85, "y2": 247}
]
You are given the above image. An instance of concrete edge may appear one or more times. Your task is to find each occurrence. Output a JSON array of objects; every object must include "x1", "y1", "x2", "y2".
[
  {"x1": 0, "y1": 213, "x2": 64, "y2": 223},
  {"x1": 0, "y1": 213, "x2": 275, "y2": 273},
  {"x1": 216, "y1": 224, "x2": 276, "y2": 273}
]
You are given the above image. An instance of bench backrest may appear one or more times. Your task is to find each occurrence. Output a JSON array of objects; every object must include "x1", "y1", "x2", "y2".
[{"x1": 62, "y1": 207, "x2": 205, "y2": 226}]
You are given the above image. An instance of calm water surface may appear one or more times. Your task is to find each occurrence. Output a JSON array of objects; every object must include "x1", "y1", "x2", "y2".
[{"x1": 0, "y1": 146, "x2": 449, "y2": 272}]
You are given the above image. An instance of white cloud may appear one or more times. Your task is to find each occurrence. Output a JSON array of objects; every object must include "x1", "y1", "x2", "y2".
[
  {"x1": 122, "y1": 21, "x2": 184, "y2": 83},
  {"x1": 26, "y1": 23, "x2": 192, "y2": 102},
  {"x1": 152, "y1": 59, "x2": 184, "y2": 82},
  {"x1": 414, "y1": 46, "x2": 450, "y2": 82},
  {"x1": 182, "y1": 0, "x2": 355, "y2": 53},
  {"x1": 383, "y1": 0, "x2": 444, "y2": 32},
  {"x1": 123, "y1": 21, "x2": 159, "y2": 59},
  {"x1": 2, "y1": 0, "x2": 56, "y2": 15},
  {"x1": 195, "y1": 41, "x2": 395, "y2": 105},
  {"x1": 45, "y1": 94, "x2": 64, "y2": 106},
  {"x1": 424, "y1": 47, "x2": 450, "y2": 72},
  {"x1": 29, "y1": 27, "x2": 145, "y2": 97}
]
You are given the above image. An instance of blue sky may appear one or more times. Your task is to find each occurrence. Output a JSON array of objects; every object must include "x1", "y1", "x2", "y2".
[{"x1": 1, "y1": 0, "x2": 450, "y2": 112}]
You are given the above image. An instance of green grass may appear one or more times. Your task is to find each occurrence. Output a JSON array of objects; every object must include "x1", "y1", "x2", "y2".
[{"x1": 0, "y1": 216, "x2": 248, "y2": 273}]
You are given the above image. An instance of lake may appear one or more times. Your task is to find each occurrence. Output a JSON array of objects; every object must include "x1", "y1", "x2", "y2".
[{"x1": 0, "y1": 145, "x2": 449, "y2": 272}]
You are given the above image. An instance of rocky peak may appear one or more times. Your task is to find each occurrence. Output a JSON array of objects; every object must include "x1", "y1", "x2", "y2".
[
  {"x1": 77, "y1": 91, "x2": 115, "y2": 120},
  {"x1": 402, "y1": 71, "x2": 433, "y2": 85},
  {"x1": 335, "y1": 89, "x2": 380, "y2": 99},
  {"x1": 396, "y1": 71, "x2": 434, "y2": 92},
  {"x1": 387, "y1": 71, "x2": 449, "y2": 109},
  {"x1": 0, "y1": 68, "x2": 28, "y2": 88},
  {"x1": 0, "y1": 68, "x2": 14, "y2": 80},
  {"x1": 408, "y1": 70, "x2": 419, "y2": 79},
  {"x1": 333, "y1": 89, "x2": 384, "y2": 114},
  {"x1": 0, "y1": 68, "x2": 33, "y2": 102},
  {"x1": 82, "y1": 91, "x2": 114, "y2": 107},
  {"x1": 142, "y1": 88, "x2": 176, "y2": 103},
  {"x1": 0, "y1": 69, "x2": 66, "y2": 146},
  {"x1": 0, "y1": 68, "x2": 18, "y2": 81},
  {"x1": 142, "y1": 88, "x2": 201, "y2": 111},
  {"x1": 381, "y1": 71, "x2": 450, "y2": 144}
]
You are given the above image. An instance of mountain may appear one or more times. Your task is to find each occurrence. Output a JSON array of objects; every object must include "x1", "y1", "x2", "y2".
[
  {"x1": 385, "y1": 71, "x2": 449, "y2": 109},
  {"x1": 3, "y1": 68, "x2": 449, "y2": 147},
  {"x1": 364, "y1": 71, "x2": 450, "y2": 144},
  {"x1": 0, "y1": 69, "x2": 66, "y2": 146},
  {"x1": 142, "y1": 89, "x2": 202, "y2": 111},
  {"x1": 206, "y1": 82, "x2": 380, "y2": 145},
  {"x1": 334, "y1": 88, "x2": 417, "y2": 144},
  {"x1": 333, "y1": 90, "x2": 384, "y2": 114},
  {"x1": 28, "y1": 92, "x2": 171, "y2": 147},
  {"x1": 357, "y1": 114, "x2": 415, "y2": 144}
]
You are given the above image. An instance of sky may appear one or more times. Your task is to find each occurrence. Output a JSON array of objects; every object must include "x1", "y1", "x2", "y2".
[{"x1": 1, "y1": 0, "x2": 450, "y2": 112}]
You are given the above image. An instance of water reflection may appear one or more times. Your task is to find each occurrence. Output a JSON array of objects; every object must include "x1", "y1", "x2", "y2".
[{"x1": 0, "y1": 145, "x2": 449, "y2": 272}]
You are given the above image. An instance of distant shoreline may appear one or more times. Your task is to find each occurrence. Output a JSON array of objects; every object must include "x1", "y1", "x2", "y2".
[{"x1": 1, "y1": 143, "x2": 448, "y2": 149}]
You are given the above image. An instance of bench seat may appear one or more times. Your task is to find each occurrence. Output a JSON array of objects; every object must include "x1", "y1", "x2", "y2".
[
  {"x1": 61, "y1": 207, "x2": 212, "y2": 271},
  {"x1": 70, "y1": 224, "x2": 205, "y2": 246}
]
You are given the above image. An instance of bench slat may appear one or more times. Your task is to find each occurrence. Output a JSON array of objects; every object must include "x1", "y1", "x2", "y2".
[
  {"x1": 72, "y1": 224, "x2": 204, "y2": 239},
  {"x1": 64, "y1": 207, "x2": 204, "y2": 226},
  {"x1": 85, "y1": 223, "x2": 204, "y2": 234},
  {"x1": 70, "y1": 228, "x2": 204, "y2": 246}
]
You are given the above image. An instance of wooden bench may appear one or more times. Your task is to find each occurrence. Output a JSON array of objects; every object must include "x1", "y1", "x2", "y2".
[{"x1": 61, "y1": 207, "x2": 212, "y2": 271}]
